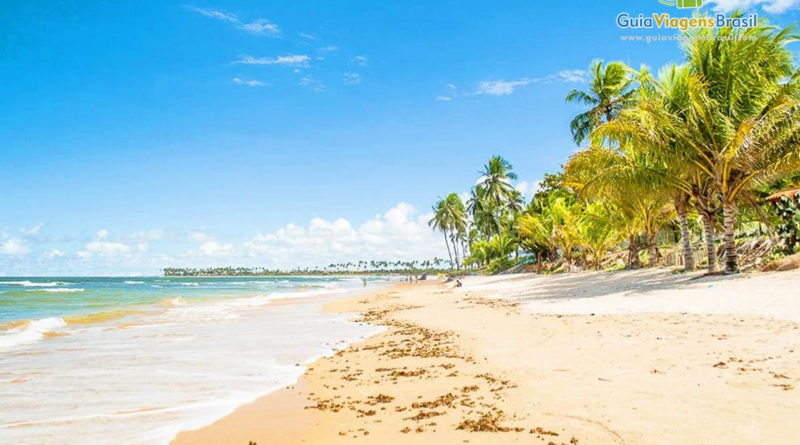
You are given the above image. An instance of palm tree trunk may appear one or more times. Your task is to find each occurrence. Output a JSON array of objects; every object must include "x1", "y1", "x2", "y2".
[
  {"x1": 628, "y1": 235, "x2": 641, "y2": 269},
  {"x1": 647, "y1": 233, "x2": 658, "y2": 267},
  {"x1": 442, "y1": 231, "x2": 453, "y2": 269},
  {"x1": 700, "y1": 211, "x2": 717, "y2": 273},
  {"x1": 676, "y1": 200, "x2": 695, "y2": 270},
  {"x1": 722, "y1": 199, "x2": 739, "y2": 274},
  {"x1": 450, "y1": 236, "x2": 460, "y2": 270}
]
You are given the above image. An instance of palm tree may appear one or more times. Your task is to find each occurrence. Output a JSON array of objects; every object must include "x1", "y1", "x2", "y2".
[
  {"x1": 564, "y1": 144, "x2": 674, "y2": 268},
  {"x1": 566, "y1": 60, "x2": 639, "y2": 145},
  {"x1": 429, "y1": 198, "x2": 454, "y2": 268},
  {"x1": 683, "y1": 19, "x2": 800, "y2": 273},
  {"x1": 474, "y1": 156, "x2": 518, "y2": 236},
  {"x1": 518, "y1": 194, "x2": 582, "y2": 269},
  {"x1": 445, "y1": 193, "x2": 467, "y2": 268}
]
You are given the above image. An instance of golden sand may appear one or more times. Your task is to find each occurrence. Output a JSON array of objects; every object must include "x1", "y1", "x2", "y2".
[{"x1": 173, "y1": 275, "x2": 800, "y2": 445}]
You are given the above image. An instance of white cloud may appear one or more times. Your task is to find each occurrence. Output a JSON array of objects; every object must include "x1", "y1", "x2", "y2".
[
  {"x1": 185, "y1": 6, "x2": 238, "y2": 23},
  {"x1": 473, "y1": 68, "x2": 590, "y2": 97},
  {"x1": 343, "y1": 72, "x2": 361, "y2": 85},
  {"x1": 185, "y1": 6, "x2": 281, "y2": 36},
  {"x1": 188, "y1": 231, "x2": 213, "y2": 243},
  {"x1": 199, "y1": 240, "x2": 236, "y2": 257},
  {"x1": 20, "y1": 223, "x2": 44, "y2": 236},
  {"x1": 319, "y1": 46, "x2": 339, "y2": 53},
  {"x1": 300, "y1": 75, "x2": 325, "y2": 91},
  {"x1": 0, "y1": 238, "x2": 29, "y2": 255},
  {"x1": 239, "y1": 19, "x2": 280, "y2": 36},
  {"x1": 233, "y1": 77, "x2": 267, "y2": 86},
  {"x1": 446, "y1": 83, "x2": 456, "y2": 90},
  {"x1": 47, "y1": 249, "x2": 65, "y2": 259},
  {"x1": 234, "y1": 55, "x2": 310, "y2": 66},
  {"x1": 299, "y1": 32, "x2": 316, "y2": 40},
  {"x1": 127, "y1": 229, "x2": 166, "y2": 242},
  {"x1": 435, "y1": 95, "x2": 452, "y2": 102},
  {"x1": 475, "y1": 79, "x2": 534, "y2": 96},
  {"x1": 351, "y1": 55, "x2": 369, "y2": 66},
  {"x1": 708, "y1": 0, "x2": 800, "y2": 13},
  {"x1": 82, "y1": 230, "x2": 131, "y2": 257},
  {"x1": 557, "y1": 69, "x2": 589, "y2": 83},
  {"x1": 86, "y1": 240, "x2": 131, "y2": 255},
  {"x1": 515, "y1": 180, "x2": 541, "y2": 201},
  {"x1": 243, "y1": 203, "x2": 444, "y2": 266}
]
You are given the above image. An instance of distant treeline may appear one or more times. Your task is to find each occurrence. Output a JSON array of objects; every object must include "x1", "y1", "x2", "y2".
[{"x1": 162, "y1": 259, "x2": 453, "y2": 276}]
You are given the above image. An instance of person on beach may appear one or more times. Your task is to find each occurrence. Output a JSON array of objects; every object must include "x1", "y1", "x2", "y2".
[
  {"x1": 455, "y1": 279, "x2": 462, "y2": 288},
  {"x1": 362, "y1": 278, "x2": 367, "y2": 287}
]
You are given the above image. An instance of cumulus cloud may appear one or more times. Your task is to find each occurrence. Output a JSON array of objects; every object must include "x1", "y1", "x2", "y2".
[
  {"x1": 243, "y1": 203, "x2": 445, "y2": 267},
  {"x1": 233, "y1": 55, "x2": 310, "y2": 66},
  {"x1": 189, "y1": 231, "x2": 213, "y2": 242},
  {"x1": 708, "y1": 0, "x2": 800, "y2": 13},
  {"x1": 435, "y1": 95, "x2": 452, "y2": 102},
  {"x1": 0, "y1": 238, "x2": 29, "y2": 255},
  {"x1": 199, "y1": 240, "x2": 236, "y2": 257},
  {"x1": 47, "y1": 249, "x2": 65, "y2": 259},
  {"x1": 20, "y1": 223, "x2": 44, "y2": 236},
  {"x1": 84, "y1": 230, "x2": 132, "y2": 256},
  {"x1": 515, "y1": 180, "x2": 541, "y2": 201}
]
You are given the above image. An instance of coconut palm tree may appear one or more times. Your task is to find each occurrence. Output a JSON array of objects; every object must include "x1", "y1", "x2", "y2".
[
  {"x1": 429, "y1": 198, "x2": 455, "y2": 268},
  {"x1": 564, "y1": 144, "x2": 674, "y2": 268},
  {"x1": 618, "y1": 19, "x2": 800, "y2": 273},
  {"x1": 474, "y1": 156, "x2": 519, "y2": 236},
  {"x1": 444, "y1": 193, "x2": 467, "y2": 268},
  {"x1": 565, "y1": 60, "x2": 639, "y2": 145}
]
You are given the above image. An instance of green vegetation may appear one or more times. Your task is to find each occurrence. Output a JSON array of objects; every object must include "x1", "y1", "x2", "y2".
[
  {"x1": 163, "y1": 259, "x2": 451, "y2": 277},
  {"x1": 430, "y1": 15, "x2": 800, "y2": 275}
]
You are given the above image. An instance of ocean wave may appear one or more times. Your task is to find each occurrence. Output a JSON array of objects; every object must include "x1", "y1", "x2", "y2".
[
  {"x1": 36, "y1": 288, "x2": 85, "y2": 293},
  {"x1": 159, "y1": 297, "x2": 187, "y2": 308},
  {"x1": 123, "y1": 281, "x2": 144, "y2": 285},
  {"x1": 0, "y1": 280, "x2": 62, "y2": 287},
  {"x1": 0, "y1": 317, "x2": 67, "y2": 350}
]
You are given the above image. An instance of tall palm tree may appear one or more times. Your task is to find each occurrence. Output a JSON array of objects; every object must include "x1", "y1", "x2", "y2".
[
  {"x1": 429, "y1": 198, "x2": 454, "y2": 268},
  {"x1": 566, "y1": 60, "x2": 639, "y2": 145},
  {"x1": 444, "y1": 193, "x2": 467, "y2": 268},
  {"x1": 682, "y1": 19, "x2": 800, "y2": 273}
]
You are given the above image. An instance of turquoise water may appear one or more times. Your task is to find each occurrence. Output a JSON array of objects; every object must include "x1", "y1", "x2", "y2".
[
  {"x1": 0, "y1": 276, "x2": 386, "y2": 444},
  {"x1": 0, "y1": 276, "x2": 369, "y2": 324}
]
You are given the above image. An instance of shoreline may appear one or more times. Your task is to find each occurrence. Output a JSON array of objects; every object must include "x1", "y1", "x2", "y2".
[{"x1": 172, "y1": 270, "x2": 800, "y2": 444}]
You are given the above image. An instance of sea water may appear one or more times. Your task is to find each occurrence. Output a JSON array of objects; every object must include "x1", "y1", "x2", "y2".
[{"x1": 0, "y1": 276, "x2": 386, "y2": 444}]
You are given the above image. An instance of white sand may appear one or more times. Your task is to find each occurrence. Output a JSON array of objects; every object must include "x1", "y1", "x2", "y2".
[{"x1": 464, "y1": 268, "x2": 800, "y2": 321}]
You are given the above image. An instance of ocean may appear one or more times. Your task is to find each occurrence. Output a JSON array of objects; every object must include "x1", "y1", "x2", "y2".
[{"x1": 0, "y1": 276, "x2": 385, "y2": 444}]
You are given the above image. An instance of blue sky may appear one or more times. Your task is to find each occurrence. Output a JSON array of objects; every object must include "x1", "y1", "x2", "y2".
[{"x1": 2, "y1": 0, "x2": 800, "y2": 275}]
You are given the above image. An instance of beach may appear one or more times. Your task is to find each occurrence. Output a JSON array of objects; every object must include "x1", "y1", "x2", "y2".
[{"x1": 173, "y1": 268, "x2": 800, "y2": 445}]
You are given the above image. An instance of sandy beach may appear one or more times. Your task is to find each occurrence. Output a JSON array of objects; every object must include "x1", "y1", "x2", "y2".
[{"x1": 172, "y1": 268, "x2": 800, "y2": 445}]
